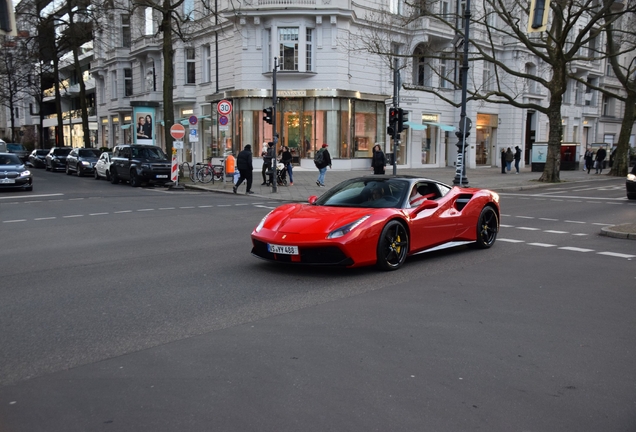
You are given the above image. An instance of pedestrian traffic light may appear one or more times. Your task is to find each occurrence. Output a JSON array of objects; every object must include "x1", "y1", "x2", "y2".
[
  {"x1": 528, "y1": 0, "x2": 550, "y2": 33},
  {"x1": 263, "y1": 107, "x2": 273, "y2": 124}
]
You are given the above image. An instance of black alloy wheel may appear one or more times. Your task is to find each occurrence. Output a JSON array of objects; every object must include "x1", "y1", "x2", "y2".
[
  {"x1": 129, "y1": 170, "x2": 141, "y2": 187},
  {"x1": 474, "y1": 206, "x2": 498, "y2": 249},
  {"x1": 110, "y1": 168, "x2": 119, "y2": 184},
  {"x1": 376, "y1": 220, "x2": 409, "y2": 271}
]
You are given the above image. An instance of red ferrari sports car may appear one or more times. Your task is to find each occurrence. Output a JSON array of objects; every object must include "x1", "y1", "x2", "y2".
[{"x1": 251, "y1": 176, "x2": 500, "y2": 270}]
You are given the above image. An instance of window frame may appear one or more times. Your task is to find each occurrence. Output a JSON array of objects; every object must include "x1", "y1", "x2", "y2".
[{"x1": 185, "y1": 48, "x2": 196, "y2": 84}]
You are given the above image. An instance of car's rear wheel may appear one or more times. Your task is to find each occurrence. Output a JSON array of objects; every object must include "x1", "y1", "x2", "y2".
[
  {"x1": 474, "y1": 206, "x2": 498, "y2": 249},
  {"x1": 105, "y1": 170, "x2": 111, "y2": 181},
  {"x1": 45, "y1": 162, "x2": 50, "y2": 171},
  {"x1": 376, "y1": 220, "x2": 409, "y2": 271},
  {"x1": 94, "y1": 169, "x2": 99, "y2": 180},
  {"x1": 110, "y1": 169, "x2": 119, "y2": 184},
  {"x1": 129, "y1": 170, "x2": 141, "y2": 187}
]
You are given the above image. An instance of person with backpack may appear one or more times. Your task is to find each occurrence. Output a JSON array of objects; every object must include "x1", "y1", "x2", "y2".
[
  {"x1": 314, "y1": 143, "x2": 332, "y2": 187},
  {"x1": 234, "y1": 144, "x2": 254, "y2": 195}
]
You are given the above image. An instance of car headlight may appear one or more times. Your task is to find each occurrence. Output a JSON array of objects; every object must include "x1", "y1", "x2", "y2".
[
  {"x1": 255, "y1": 211, "x2": 274, "y2": 233},
  {"x1": 327, "y1": 215, "x2": 370, "y2": 239},
  {"x1": 141, "y1": 163, "x2": 151, "y2": 169},
  {"x1": 81, "y1": 161, "x2": 91, "y2": 166},
  {"x1": 627, "y1": 174, "x2": 636, "y2": 181},
  {"x1": 19, "y1": 170, "x2": 31, "y2": 177},
  {"x1": 52, "y1": 157, "x2": 58, "y2": 162}
]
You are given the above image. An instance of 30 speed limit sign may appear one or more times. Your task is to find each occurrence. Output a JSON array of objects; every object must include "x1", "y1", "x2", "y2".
[{"x1": 217, "y1": 100, "x2": 232, "y2": 116}]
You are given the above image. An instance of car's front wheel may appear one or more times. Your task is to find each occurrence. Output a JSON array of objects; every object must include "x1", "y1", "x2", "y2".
[
  {"x1": 129, "y1": 170, "x2": 141, "y2": 187},
  {"x1": 76, "y1": 165, "x2": 84, "y2": 177},
  {"x1": 474, "y1": 206, "x2": 498, "y2": 249},
  {"x1": 94, "y1": 169, "x2": 99, "y2": 180},
  {"x1": 376, "y1": 220, "x2": 409, "y2": 271},
  {"x1": 65, "y1": 164, "x2": 72, "y2": 175}
]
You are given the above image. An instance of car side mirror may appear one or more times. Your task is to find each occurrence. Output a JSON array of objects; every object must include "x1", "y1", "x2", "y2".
[
  {"x1": 308, "y1": 195, "x2": 318, "y2": 204},
  {"x1": 412, "y1": 199, "x2": 438, "y2": 216}
]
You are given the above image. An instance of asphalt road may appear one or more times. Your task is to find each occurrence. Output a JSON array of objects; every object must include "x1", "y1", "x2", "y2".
[{"x1": 0, "y1": 169, "x2": 634, "y2": 431}]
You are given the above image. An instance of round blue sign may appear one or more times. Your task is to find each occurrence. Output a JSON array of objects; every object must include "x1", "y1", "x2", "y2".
[
  {"x1": 189, "y1": 115, "x2": 198, "y2": 125},
  {"x1": 219, "y1": 115, "x2": 229, "y2": 126}
]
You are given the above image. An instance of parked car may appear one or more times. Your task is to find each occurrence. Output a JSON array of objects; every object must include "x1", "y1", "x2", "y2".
[
  {"x1": 110, "y1": 144, "x2": 172, "y2": 187},
  {"x1": 0, "y1": 153, "x2": 33, "y2": 191},
  {"x1": 66, "y1": 148, "x2": 101, "y2": 177},
  {"x1": 6, "y1": 143, "x2": 29, "y2": 162},
  {"x1": 627, "y1": 164, "x2": 636, "y2": 200},
  {"x1": 94, "y1": 151, "x2": 112, "y2": 180},
  {"x1": 29, "y1": 149, "x2": 49, "y2": 168},
  {"x1": 251, "y1": 176, "x2": 500, "y2": 270},
  {"x1": 45, "y1": 147, "x2": 72, "y2": 172}
]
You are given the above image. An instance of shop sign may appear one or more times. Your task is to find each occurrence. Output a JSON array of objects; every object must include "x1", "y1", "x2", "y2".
[
  {"x1": 277, "y1": 90, "x2": 307, "y2": 97},
  {"x1": 422, "y1": 114, "x2": 438, "y2": 122}
]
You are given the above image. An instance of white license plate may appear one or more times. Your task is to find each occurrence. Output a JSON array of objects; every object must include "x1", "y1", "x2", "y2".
[
  {"x1": 267, "y1": 244, "x2": 299, "y2": 255},
  {"x1": 156, "y1": 175, "x2": 168, "y2": 178},
  {"x1": 0, "y1": 178, "x2": 15, "y2": 184}
]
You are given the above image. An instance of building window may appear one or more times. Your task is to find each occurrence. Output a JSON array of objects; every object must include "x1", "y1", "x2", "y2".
[
  {"x1": 202, "y1": 45, "x2": 212, "y2": 82},
  {"x1": 185, "y1": 48, "x2": 196, "y2": 84},
  {"x1": 15, "y1": 107, "x2": 19, "y2": 118},
  {"x1": 145, "y1": 8, "x2": 154, "y2": 35},
  {"x1": 585, "y1": 77, "x2": 595, "y2": 106},
  {"x1": 574, "y1": 80, "x2": 583, "y2": 105},
  {"x1": 183, "y1": 0, "x2": 194, "y2": 20},
  {"x1": 525, "y1": 64, "x2": 537, "y2": 94},
  {"x1": 121, "y1": 15, "x2": 131, "y2": 48},
  {"x1": 602, "y1": 96, "x2": 615, "y2": 117},
  {"x1": 111, "y1": 71, "x2": 118, "y2": 99},
  {"x1": 482, "y1": 60, "x2": 492, "y2": 91},
  {"x1": 389, "y1": 0, "x2": 403, "y2": 14},
  {"x1": 413, "y1": 46, "x2": 430, "y2": 86},
  {"x1": 124, "y1": 68, "x2": 133, "y2": 96},
  {"x1": 306, "y1": 29, "x2": 313, "y2": 72},
  {"x1": 279, "y1": 28, "x2": 299, "y2": 71},
  {"x1": 440, "y1": 0, "x2": 450, "y2": 15},
  {"x1": 439, "y1": 55, "x2": 451, "y2": 88}
]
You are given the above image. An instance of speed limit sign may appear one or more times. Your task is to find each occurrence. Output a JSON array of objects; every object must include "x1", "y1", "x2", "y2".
[{"x1": 217, "y1": 100, "x2": 232, "y2": 116}]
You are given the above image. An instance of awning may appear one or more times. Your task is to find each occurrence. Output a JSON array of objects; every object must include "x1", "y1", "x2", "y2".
[
  {"x1": 404, "y1": 121, "x2": 427, "y2": 131},
  {"x1": 424, "y1": 122, "x2": 456, "y2": 132},
  {"x1": 120, "y1": 124, "x2": 132, "y2": 130}
]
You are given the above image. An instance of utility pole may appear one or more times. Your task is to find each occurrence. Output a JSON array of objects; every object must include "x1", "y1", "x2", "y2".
[
  {"x1": 271, "y1": 57, "x2": 278, "y2": 193},
  {"x1": 453, "y1": 0, "x2": 471, "y2": 186},
  {"x1": 392, "y1": 58, "x2": 399, "y2": 175}
]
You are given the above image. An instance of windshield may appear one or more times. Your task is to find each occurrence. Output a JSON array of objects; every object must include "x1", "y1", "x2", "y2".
[
  {"x1": 53, "y1": 148, "x2": 72, "y2": 156},
  {"x1": 131, "y1": 146, "x2": 167, "y2": 160},
  {"x1": 0, "y1": 154, "x2": 22, "y2": 165},
  {"x1": 36, "y1": 150, "x2": 48, "y2": 155},
  {"x1": 79, "y1": 149, "x2": 101, "y2": 158},
  {"x1": 7, "y1": 144, "x2": 26, "y2": 151},
  {"x1": 315, "y1": 178, "x2": 410, "y2": 209}
]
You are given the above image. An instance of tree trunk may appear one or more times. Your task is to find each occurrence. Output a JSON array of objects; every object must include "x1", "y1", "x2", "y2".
[
  {"x1": 72, "y1": 45, "x2": 91, "y2": 148},
  {"x1": 608, "y1": 91, "x2": 635, "y2": 177},
  {"x1": 162, "y1": 6, "x2": 175, "y2": 156},
  {"x1": 53, "y1": 55, "x2": 65, "y2": 146}
]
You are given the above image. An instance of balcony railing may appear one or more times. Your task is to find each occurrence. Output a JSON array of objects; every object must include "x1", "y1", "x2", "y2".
[
  {"x1": 257, "y1": 0, "x2": 315, "y2": 4},
  {"x1": 46, "y1": 107, "x2": 97, "y2": 120}
]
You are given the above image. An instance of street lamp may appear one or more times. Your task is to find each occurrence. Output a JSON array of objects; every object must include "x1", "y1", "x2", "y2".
[{"x1": 453, "y1": 0, "x2": 471, "y2": 186}]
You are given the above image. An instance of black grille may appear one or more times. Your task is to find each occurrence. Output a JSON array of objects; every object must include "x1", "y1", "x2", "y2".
[{"x1": 252, "y1": 240, "x2": 353, "y2": 266}]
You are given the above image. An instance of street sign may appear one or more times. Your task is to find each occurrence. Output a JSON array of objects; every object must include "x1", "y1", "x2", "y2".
[
  {"x1": 217, "y1": 100, "x2": 232, "y2": 116},
  {"x1": 219, "y1": 115, "x2": 228, "y2": 126},
  {"x1": 173, "y1": 141, "x2": 184, "y2": 149},
  {"x1": 189, "y1": 115, "x2": 198, "y2": 126},
  {"x1": 170, "y1": 124, "x2": 186, "y2": 140},
  {"x1": 189, "y1": 128, "x2": 199, "y2": 142}
]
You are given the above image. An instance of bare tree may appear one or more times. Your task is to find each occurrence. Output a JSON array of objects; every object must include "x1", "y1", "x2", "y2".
[{"x1": 0, "y1": 33, "x2": 31, "y2": 142}]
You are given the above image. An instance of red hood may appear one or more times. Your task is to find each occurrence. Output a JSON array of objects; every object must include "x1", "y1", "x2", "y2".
[{"x1": 265, "y1": 204, "x2": 379, "y2": 234}]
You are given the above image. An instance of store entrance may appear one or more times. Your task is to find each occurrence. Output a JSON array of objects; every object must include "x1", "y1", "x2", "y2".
[{"x1": 277, "y1": 99, "x2": 311, "y2": 164}]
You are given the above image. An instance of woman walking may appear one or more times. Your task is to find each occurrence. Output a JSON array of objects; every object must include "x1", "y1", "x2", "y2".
[
  {"x1": 371, "y1": 144, "x2": 386, "y2": 174},
  {"x1": 280, "y1": 146, "x2": 293, "y2": 185}
]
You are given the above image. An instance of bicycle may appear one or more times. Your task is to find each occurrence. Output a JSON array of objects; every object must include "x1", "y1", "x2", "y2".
[
  {"x1": 178, "y1": 162, "x2": 197, "y2": 182},
  {"x1": 197, "y1": 158, "x2": 224, "y2": 183}
]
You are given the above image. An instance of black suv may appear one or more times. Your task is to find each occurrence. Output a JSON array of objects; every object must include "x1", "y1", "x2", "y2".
[
  {"x1": 66, "y1": 148, "x2": 102, "y2": 177},
  {"x1": 110, "y1": 145, "x2": 172, "y2": 187}
]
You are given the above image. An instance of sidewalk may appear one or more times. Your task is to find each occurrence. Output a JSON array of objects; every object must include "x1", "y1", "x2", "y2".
[{"x1": 182, "y1": 165, "x2": 634, "y2": 239}]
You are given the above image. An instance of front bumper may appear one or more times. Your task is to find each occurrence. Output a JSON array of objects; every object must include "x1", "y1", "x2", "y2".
[{"x1": 251, "y1": 239, "x2": 354, "y2": 266}]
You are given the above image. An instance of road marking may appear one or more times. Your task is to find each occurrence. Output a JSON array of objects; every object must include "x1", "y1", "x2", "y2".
[
  {"x1": 572, "y1": 233, "x2": 589, "y2": 236},
  {"x1": 516, "y1": 227, "x2": 541, "y2": 231},
  {"x1": 550, "y1": 199, "x2": 564, "y2": 202},
  {"x1": 198, "y1": 205, "x2": 213, "y2": 208},
  {"x1": 592, "y1": 223, "x2": 612, "y2": 226},
  {"x1": 137, "y1": 209, "x2": 154, "y2": 212},
  {"x1": 34, "y1": 217, "x2": 56, "y2": 220},
  {"x1": 159, "y1": 207, "x2": 175, "y2": 210},
  {"x1": 69, "y1": 198, "x2": 84, "y2": 201},
  {"x1": 498, "y1": 238, "x2": 525, "y2": 243},
  {"x1": 544, "y1": 230, "x2": 568, "y2": 234},
  {"x1": 558, "y1": 247, "x2": 594, "y2": 253},
  {"x1": 564, "y1": 220, "x2": 586, "y2": 224},
  {"x1": 23, "y1": 201, "x2": 42, "y2": 204},
  {"x1": 500, "y1": 224, "x2": 514, "y2": 228},
  {"x1": 597, "y1": 252, "x2": 636, "y2": 259},
  {"x1": 516, "y1": 216, "x2": 535, "y2": 219},
  {"x1": 114, "y1": 210, "x2": 132, "y2": 214},
  {"x1": 528, "y1": 243, "x2": 556, "y2": 247},
  {"x1": 539, "y1": 218, "x2": 558, "y2": 221},
  {"x1": 3, "y1": 219, "x2": 27, "y2": 223},
  {"x1": 179, "y1": 206, "x2": 195, "y2": 209},
  {"x1": 217, "y1": 205, "x2": 231, "y2": 207},
  {"x1": 0, "y1": 193, "x2": 63, "y2": 200},
  {"x1": 501, "y1": 193, "x2": 625, "y2": 201},
  {"x1": 89, "y1": 213, "x2": 108, "y2": 216},
  {"x1": 63, "y1": 215, "x2": 83, "y2": 218}
]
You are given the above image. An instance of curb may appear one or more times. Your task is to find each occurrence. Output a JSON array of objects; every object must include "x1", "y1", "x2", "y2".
[{"x1": 600, "y1": 225, "x2": 636, "y2": 240}]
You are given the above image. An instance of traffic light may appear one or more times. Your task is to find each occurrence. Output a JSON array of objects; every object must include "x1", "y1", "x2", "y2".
[
  {"x1": 528, "y1": 0, "x2": 550, "y2": 33},
  {"x1": 397, "y1": 108, "x2": 405, "y2": 133},
  {"x1": 263, "y1": 107, "x2": 273, "y2": 124},
  {"x1": 387, "y1": 107, "x2": 398, "y2": 135}
]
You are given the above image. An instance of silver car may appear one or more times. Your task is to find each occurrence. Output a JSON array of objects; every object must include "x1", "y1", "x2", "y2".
[{"x1": 94, "y1": 152, "x2": 112, "y2": 180}]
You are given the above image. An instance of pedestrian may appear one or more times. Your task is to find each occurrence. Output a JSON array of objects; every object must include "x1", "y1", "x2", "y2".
[
  {"x1": 595, "y1": 145, "x2": 607, "y2": 174},
  {"x1": 500, "y1": 148, "x2": 507, "y2": 174},
  {"x1": 584, "y1": 147, "x2": 594, "y2": 173},
  {"x1": 280, "y1": 145, "x2": 293, "y2": 185},
  {"x1": 314, "y1": 143, "x2": 332, "y2": 187},
  {"x1": 261, "y1": 141, "x2": 274, "y2": 185},
  {"x1": 234, "y1": 144, "x2": 254, "y2": 194},
  {"x1": 371, "y1": 144, "x2": 386, "y2": 174},
  {"x1": 505, "y1": 147, "x2": 514, "y2": 172},
  {"x1": 513, "y1": 146, "x2": 521, "y2": 174}
]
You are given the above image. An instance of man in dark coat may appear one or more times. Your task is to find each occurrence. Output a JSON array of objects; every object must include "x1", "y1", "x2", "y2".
[
  {"x1": 315, "y1": 143, "x2": 332, "y2": 187},
  {"x1": 262, "y1": 142, "x2": 274, "y2": 185},
  {"x1": 595, "y1": 145, "x2": 607, "y2": 174},
  {"x1": 514, "y1": 146, "x2": 522, "y2": 174},
  {"x1": 234, "y1": 144, "x2": 254, "y2": 194},
  {"x1": 500, "y1": 148, "x2": 507, "y2": 174}
]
